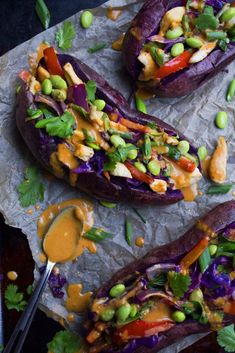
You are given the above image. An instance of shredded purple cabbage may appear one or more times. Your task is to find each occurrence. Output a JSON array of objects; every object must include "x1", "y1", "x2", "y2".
[
  {"x1": 48, "y1": 271, "x2": 67, "y2": 299},
  {"x1": 72, "y1": 151, "x2": 106, "y2": 175},
  {"x1": 67, "y1": 84, "x2": 89, "y2": 111},
  {"x1": 105, "y1": 335, "x2": 158, "y2": 353},
  {"x1": 223, "y1": 222, "x2": 235, "y2": 239},
  {"x1": 205, "y1": 0, "x2": 228, "y2": 13}
]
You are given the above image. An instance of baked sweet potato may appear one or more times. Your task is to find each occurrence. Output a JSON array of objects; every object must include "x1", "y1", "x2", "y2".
[
  {"x1": 85, "y1": 200, "x2": 235, "y2": 353},
  {"x1": 16, "y1": 47, "x2": 201, "y2": 205},
  {"x1": 122, "y1": 0, "x2": 235, "y2": 97}
]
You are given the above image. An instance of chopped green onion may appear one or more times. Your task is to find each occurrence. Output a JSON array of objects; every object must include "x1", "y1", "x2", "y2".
[
  {"x1": 100, "y1": 201, "x2": 116, "y2": 208},
  {"x1": 206, "y1": 30, "x2": 227, "y2": 41},
  {"x1": 133, "y1": 208, "x2": 146, "y2": 224},
  {"x1": 84, "y1": 227, "x2": 113, "y2": 242},
  {"x1": 125, "y1": 218, "x2": 132, "y2": 246},
  {"x1": 108, "y1": 128, "x2": 133, "y2": 140},
  {"x1": 135, "y1": 94, "x2": 147, "y2": 114},
  {"x1": 226, "y1": 79, "x2": 235, "y2": 102},
  {"x1": 35, "y1": 0, "x2": 50, "y2": 30},
  {"x1": 199, "y1": 247, "x2": 211, "y2": 272},
  {"x1": 143, "y1": 134, "x2": 151, "y2": 159},
  {"x1": 87, "y1": 43, "x2": 107, "y2": 53},
  {"x1": 207, "y1": 183, "x2": 233, "y2": 195}
]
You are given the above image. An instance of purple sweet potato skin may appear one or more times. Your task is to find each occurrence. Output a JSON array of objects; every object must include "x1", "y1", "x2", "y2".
[
  {"x1": 92, "y1": 201, "x2": 235, "y2": 352},
  {"x1": 15, "y1": 53, "x2": 199, "y2": 204},
  {"x1": 122, "y1": 0, "x2": 235, "y2": 98}
]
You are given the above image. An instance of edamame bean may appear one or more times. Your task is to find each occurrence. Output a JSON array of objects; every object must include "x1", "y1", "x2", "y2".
[
  {"x1": 147, "y1": 160, "x2": 160, "y2": 176},
  {"x1": 80, "y1": 10, "x2": 93, "y2": 29},
  {"x1": 209, "y1": 244, "x2": 217, "y2": 256},
  {"x1": 116, "y1": 304, "x2": 131, "y2": 322},
  {"x1": 171, "y1": 43, "x2": 184, "y2": 57},
  {"x1": 110, "y1": 135, "x2": 126, "y2": 147},
  {"x1": 135, "y1": 94, "x2": 147, "y2": 114},
  {"x1": 206, "y1": 31, "x2": 227, "y2": 41},
  {"x1": 172, "y1": 311, "x2": 186, "y2": 323},
  {"x1": 185, "y1": 37, "x2": 203, "y2": 49},
  {"x1": 134, "y1": 162, "x2": 146, "y2": 173},
  {"x1": 51, "y1": 89, "x2": 67, "y2": 102},
  {"x1": 100, "y1": 309, "x2": 115, "y2": 322},
  {"x1": 126, "y1": 144, "x2": 138, "y2": 160},
  {"x1": 215, "y1": 111, "x2": 227, "y2": 129},
  {"x1": 166, "y1": 26, "x2": 183, "y2": 40},
  {"x1": 198, "y1": 146, "x2": 207, "y2": 161},
  {"x1": 226, "y1": 79, "x2": 235, "y2": 102},
  {"x1": 93, "y1": 99, "x2": 106, "y2": 111},
  {"x1": 129, "y1": 304, "x2": 138, "y2": 318},
  {"x1": 177, "y1": 140, "x2": 190, "y2": 154},
  {"x1": 50, "y1": 75, "x2": 67, "y2": 90},
  {"x1": 189, "y1": 288, "x2": 203, "y2": 303},
  {"x1": 42, "y1": 79, "x2": 52, "y2": 95},
  {"x1": 109, "y1": 284, "x2": 125, "y2": 298},
  {"x1": 221, "y1": 7, "x2": 235, "y2": 22}
]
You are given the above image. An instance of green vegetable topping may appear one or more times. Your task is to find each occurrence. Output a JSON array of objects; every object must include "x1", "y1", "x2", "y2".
[
  {"x1": 207, "y1": 183, "x2": 233, "y2": 195},
  {"x1": 35, "y1": 0, "x2": 50, "y2": 30},
  {"x1": 80, "y1": 10, "x2": 93, "y2": 29},
  {"x1": 168, "y1": 271, "x2": 191, "y2": 298},
  {"x1": 189, "y1": 288, "x2": 203, "y2": 303},
  {"x1": 221, "y1": 7, "x2": 235, "y2": 22},
  {"x1": 126, "y1": 144, "x2": 138, "y2": 160},
  {"x1": 209, "y1": 244, "x2": 218, "y2": 256},
  {"x1": 125, "y1": 218, "x2": 133, "y2": 246},
  {"x1": 206, "y1": 30, "x2": 227, "y2": 41},
  {"x1": 195, "y1": 13, "x2": 219, "y2": 30},
  {"x1": 167, "y1": 145, "x2": 181, "y2": 161},
  {"x1": 87, "y1": 43, "x2": 107, "y2": 53},
  {"x1": 134, "y1": 162, "x2": 146, "y2": 173},
  {"x1": 100, "y1": 309, "x2": 115, "y2": 322},
  {"x1": 143, "y1": 134, "x2": 152, "y2": 160},
  {"x1": 85, "y1": 80, "x2": 96, "y2": 102},
  {"x1": 227, "y1": 79, "x2": 235, "y2": 102},
  {"x1": 130, "y1": 304, "x2": 138, "y2": 318},
  {"x1": 47, "y1": 330, "x2": 81, "y2": 353},
  {"x1": 198, "y1": 146, "x2": 208, "y2": 161},
  {"x1": 110, "y1": 135, "x2": 126, "y2": 148},
  {"x1": 217, "y1": 324, "x2": 235, "y2": 352},
  {"x1": 198, "y1": 247, "x2": 211, "y2": 272},
  {"x1": 17, "y1": 166, "x2": 45, "y2": 207},
  {"x1": 51, "y1": 89, "x2": 67, "y2": 102},
  {"x1": 26, "y1": 107, "x2": 43, "y2": 121},
  {"x1": 166, "y1": 26, "x2": 183, "y2": 39},
  {"x1": 135, "y1": 94, "x2": 147, "y2": 114},
  {"x1": 109, "y1": 284, "x2": 125, "y2": 298},
  {"x1": 4, "y1": 284, "x2": 27, "y2": 312},
  {"x1": 26, "y1": 284, "x2": 33, "y2": 296},
  {"x1": 177, "y1": 140, "x2": 190, "y2": 154},
  {"x1": 172, "y1": 310, "x2": 186, "y2": 323},
  {"x1": 147, "y1": 273, "x2": 167, "y2": 289},
  {"x1": 150, "y1": 46, "x2": 165, "y2": 67},
  {"x1": 147, "y1": 160, "x2": 161, "y2": 176},
  {"x1": 215, "y1": 111, "x2": 228, "y2": 129},
  {"x1": 93, "y1": 99, "x2": 106, "y2": 111},
  {"x1": 55, "y1": 21, "x2": 76, "y2": 51},
  {"x1": 50, "y1": 75, "x2": 68, "y2": 90},
  {"x1": 104, "y1": 145, "x2": 135, "y2": 171},
  {"x1": 35, "y1": 111, "x2": 75, "y2": 138},
  {"x1": 185, "y1": 37, "x2": 203, "y2": 48},
  {"x1": 171, "y1": 43, "x2": 184, "y2": 57},
  {"x1": 84, "y1": 227, "x2": 113, "y2": 242},
  {"x1": 42, "y1": 78, "x2": 52, "y2": 95},
  {"x1": 116, "y1": 304, "x2": 131, "y2": 322},
  {"x1": 100, "y1": 201, "x2": 117, "y2": 208}
]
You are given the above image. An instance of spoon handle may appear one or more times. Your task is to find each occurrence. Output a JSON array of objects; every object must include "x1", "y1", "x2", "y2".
[{"x1": 3, "y1": 260, "x2": 55, "y2": 353}]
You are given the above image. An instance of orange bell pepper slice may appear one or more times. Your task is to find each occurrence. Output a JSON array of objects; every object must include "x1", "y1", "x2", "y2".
[{"x1": 180, "y1": 237, "x2": 209, "y2": 271}]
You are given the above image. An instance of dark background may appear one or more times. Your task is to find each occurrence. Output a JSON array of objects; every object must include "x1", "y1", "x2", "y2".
[{"x1": 0, "y1": 1, "x2": 226, "y2": 352}]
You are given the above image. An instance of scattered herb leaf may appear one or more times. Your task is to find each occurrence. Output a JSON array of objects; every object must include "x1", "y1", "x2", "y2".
[
  {"x1": 147, "y1": 121, "x2": 156, "y2": 130},
  {"x1": 87, "y1": 42, "x2": 107, "y2": 53},
  {"x1": 26, "y1": 107, "x2": 43, "y2": 121},
  {"x1": 217, "y1": 324, "x2": 235, "y2": 352},
  {"x1": 4, "y1": 284, "x2": 27, "y2": 312},
  {"x1": 55, "y1": 21, "x2": 76, "y2": 51},
  {"x1": 35, "y1": 111, "x2": 75, "y2": 138},
  {"x1": 133, "y1": 208, "x2": 146, "y2": 224},
  {"x1": 218, "y1": 39, "x2": 228, "y2": 51},
  {"x1": 47, "y1": 330, "x2": 81, "y2": 353},
  {"x1": 70, "y1": 104, "x2": 89, "y2": 119},
  {"x1": 17, "y1": 166, "x2": 45, "y2": 207},
  {"x1": 84, "y1": 227, "x2": 113, "y2": 242},
  {"x1": 26, "y1": 284, "x2": 33, "y2": 296},
  {"x1": 147, "y1": 273, "x2": 167, "y2": 288},
  {"x1": 207, "y1": 183, "x2": 233, "y2": 195},
  {"x1": 125, "y1": 218, "x2": 132, "y2": 246},
  {"x1": 167, "y1": 145, "x2": 181, "y2": 161},
  {"x1": 195, "y1": 13, "x2": 219, "y2": 30},
  {"x1": 85, "y1": 80, "x2": 96, "y2": 102},
  {"x1": 168, "y1": 271, "x2": 191, "y2": 298},
  {"x1": 35, "y1": 0, "x2": 50, "y2": 30},
  {"x1": 104, "y1": 145, "x2": 134, "y2": 171}
]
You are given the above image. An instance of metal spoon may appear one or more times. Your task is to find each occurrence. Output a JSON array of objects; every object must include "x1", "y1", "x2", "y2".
[{"x1": 4, "y1": 206, "x2": 81, "y2": 353}]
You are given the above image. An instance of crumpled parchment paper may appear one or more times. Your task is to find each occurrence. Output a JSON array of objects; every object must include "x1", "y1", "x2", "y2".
[{"x1": 0, "y1": 0, "x2": 235, "y2": 351}]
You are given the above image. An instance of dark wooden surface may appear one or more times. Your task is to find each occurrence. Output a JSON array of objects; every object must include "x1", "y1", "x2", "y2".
[{"x1": 0, "y1": 0, "x2": 227, "y2": 352}]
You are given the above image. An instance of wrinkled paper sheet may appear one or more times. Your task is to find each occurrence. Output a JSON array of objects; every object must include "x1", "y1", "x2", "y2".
[{"x1": 0, "y1": 0, "x2": 235, "y2": 351}]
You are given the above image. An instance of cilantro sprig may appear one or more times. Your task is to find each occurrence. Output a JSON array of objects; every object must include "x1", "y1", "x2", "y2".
[
  {"x1": 217, "y1": 324, "x2": 235, "y2": 352},
  {"x1": 4, "y1": 284, "x2": 27, "y2": 312},
  {"x1": 17, "y1": 166, "x2": 45, "y2": 207},
  {"x1": 47, "y1": 330, "x2": 81, "y2": 353},
  {"x1": 55, "y1": 21, "x2": 76, "y2": 51},
  {"x1": 104, "y1": 145, "x2": 136, "y2": 171},
  {"x1": 85, "y1": 80, "x2": 96, "y2": 103},
  {"x1": 168, "y1": 271, "x2": 191, "y2": 298},
  {"x1": 35, "y1": 111, "x2": 75, "y2": 138}
]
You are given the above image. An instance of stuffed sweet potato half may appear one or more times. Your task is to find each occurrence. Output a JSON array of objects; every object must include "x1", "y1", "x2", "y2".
[
  {"x1": 84, "y1": 200, "x2": 235, "y2": 353},
  {"x1": 122, "y1": 0, "x2": 235, "y2": 97},
  {"x1": 16, "y1": 47, "x2": 201, "y2": 205}
]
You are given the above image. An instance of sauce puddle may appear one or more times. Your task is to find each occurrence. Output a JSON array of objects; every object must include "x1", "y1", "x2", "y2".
[
  {"x1": 66, "y1": 283, "x2": 92, "y2": 313},
  {"x1": 106, "y1": 7, "x2": 123, "y2": 21}
]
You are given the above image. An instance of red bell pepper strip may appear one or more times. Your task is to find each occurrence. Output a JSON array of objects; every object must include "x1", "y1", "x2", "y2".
[
  {"x1": 124, "y1": 161, "x2": 154, "y2": 184},
  {"x1": 224, "y1": 301, "x2": 235, "y2": 314},
  {"x1": 180, "y1": 237, "x2": 209, "y2": 271},
  {"x1": 18, "y1": 70, "x2": 31, "y2": 82},
  {"x1": 120, "y1": 118, "x2": 152, "y2": 133},
  {"x1": 176, "y1": 156, "x2": 196, "y2": 173},
  {"x1": 114, "y1": 319, "x2": 174, "y2": 341},
  {"x1": 155, "y1": 51, "x2": 192, "y2": 80},
  {"x1": 43, "y1": 47, "x2": 64, "y2": 76}
]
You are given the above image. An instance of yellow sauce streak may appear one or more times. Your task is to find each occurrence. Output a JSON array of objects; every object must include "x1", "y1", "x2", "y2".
[
  {"x1": 57, "y1": 143, "x2": 79, "y2": 170},
  {"x1": 106, "y1": 7, "x2": 123, "y2": 21},
  {"x1": 66, "y1": 284, "x2": 93, "y2": 313},
  {"x1": 181, "y1": 184, "x2": 198, "y2": 202},
  {"x1": 135, "y1": 236, "x2": 145, "y2": 247},
  {"x1": 7, "y1": 271, "x2": 18, "y2": 281},
  {"x1": 112, "y1": 33, "x2": 125, "y2": 51},
  {"x1": 142, "y1": 301, "x2": 172, "y2": 322},
  {"x1": 201, "y1": 156, "x2": 211, "y2": 177}
]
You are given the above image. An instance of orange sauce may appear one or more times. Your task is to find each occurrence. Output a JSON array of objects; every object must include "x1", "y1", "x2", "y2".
[
  {"x1": 67, "y1": 313, "x2": 75, "y2": 322},
  {"x1": 135, "y1": 236, "x2": 145, "y2": 247},
  {"x1": 112, "y1": 33, "x2": 125, "y2": 51},
  {"x1": 66, "y1": 284, "x2": 93, "y2": 313},
  {"x1": 181, "y1": 184, "x2": 198, "y2": 202},
  {"x1": 142, "y1": 301, "x2": 172, "y2": 322},
  {"x1": 39, "y1": 252, "x2": 47, "y2": 263},
  {"x1": 57, "y1": 143, "x2": 79, "y2": 170},
  {"x1": 37, "y1": 199, "x2": 96, "y2": 263},
  {"x1": 107, "y1": 7, "x2": 122, "y2": 21},
  {"x1": 136, "y1": 87, "x2": 155, "y2": 100},
  {"x1": 35, "y1": 204, "x2": 41, "y2": 210},
  {"x1": 7, "y1": 271, "x2": 18, "y2": 281},
  {"x1": 26, "y1": 209, "x2": 33, "y2": 215},
  {"x1": 196, "y1": 220, "x2": 216, "y2": 239},
  {"x1": 201, "y1": 156, "x2": 211, "y2": 176}
]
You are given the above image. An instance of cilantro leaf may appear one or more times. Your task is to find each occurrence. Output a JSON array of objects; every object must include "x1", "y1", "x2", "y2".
[
  {"x1": 195, "y1": 13, "x2": 219, "y2": 31},
  {"x1": 168, "y1": 271, "x2": 191, "y2": 298},
  {"x1": 35, "y1": 111, "x2": 75, "y2": 138},
  {"x1": 55, "y1": 21, "x2": 76, "y2": 51},
  {"x1": 85, "y1": 80, "x2": 96, "y2": 102},
  {"x1": 217, "y1": 324, "x2": 235, "y2": 352},
  {"x1": 4, "y1": 284, "x2": 27, "y2": 312},
  {"x1": 104, "y1": 145, "x2": 135, "y2": 171},
  {"x1": 17, "y1": 166, "x2": 45, "y2": 207},
  {"x1": 26, "y1": 284, "x2": 33, "y2": 295},
  {"x1": 47, "y1": 330, "x2": 81, "y2": 353},
  {"x1": 147, "y1": 273, "x2": 167, "y2": 288}
]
